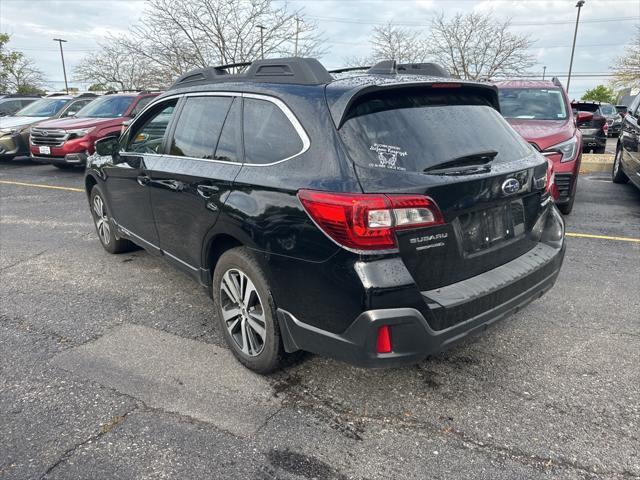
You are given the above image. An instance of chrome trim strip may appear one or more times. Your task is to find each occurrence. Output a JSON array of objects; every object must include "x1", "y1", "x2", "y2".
[{"x1": 163, "y1": 250, "x2": 199, "y2": 271}]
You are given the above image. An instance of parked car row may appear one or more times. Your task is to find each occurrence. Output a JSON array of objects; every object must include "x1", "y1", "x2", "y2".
[
  {"x1": 0, "y1": 91, "x2": 159, "y2": 168},
  {"x1": 0, "y1": 94, "x2": 41, "y2": 116}
]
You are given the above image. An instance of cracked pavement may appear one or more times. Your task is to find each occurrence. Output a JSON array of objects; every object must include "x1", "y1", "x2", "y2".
[{"x1": 1, "y1": 159, "x2": 639, "y2": 479}]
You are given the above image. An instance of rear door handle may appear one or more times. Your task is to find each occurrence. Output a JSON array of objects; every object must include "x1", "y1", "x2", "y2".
[
  {"x1": 137, "y1": 175, "x2": 150, "y2": 187},
  {"x1": 197, "y1": 184, "x2": 219, "y2": 198}
]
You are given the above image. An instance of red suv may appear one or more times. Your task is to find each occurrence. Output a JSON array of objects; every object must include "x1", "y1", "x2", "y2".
[
  {"x1": 496, "y1": 79, "x2": 583, "y2": 214},
  {"x1": 30, "y1": 92, "x2": 159, "y2": 169}
]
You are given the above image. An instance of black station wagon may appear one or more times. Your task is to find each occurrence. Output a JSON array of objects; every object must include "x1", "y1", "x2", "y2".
[{"x1": 86, "y1": 58, "x2": 566, "y2": 373}]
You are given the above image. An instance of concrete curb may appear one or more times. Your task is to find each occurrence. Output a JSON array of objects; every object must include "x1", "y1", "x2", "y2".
[{"x1": 580, "y1": 154, "x2": 614, "y2": 174}]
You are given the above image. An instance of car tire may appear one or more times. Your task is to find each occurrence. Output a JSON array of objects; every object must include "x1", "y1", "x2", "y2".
[
  {"x1": 213, "y1": 247, "x2": 286, "y2": 374},
  {"x1": 558, "y1": 182, "x2": 576, "y2": 215},
  {"x1": 612, "y1": 146, "x2": 628, "y2": 184},
  {"x1": 89, "y1": 185, "x2": 136, "y2": 254}
]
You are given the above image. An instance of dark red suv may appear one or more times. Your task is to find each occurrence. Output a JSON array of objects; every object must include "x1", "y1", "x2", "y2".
[
  {"x1": 30, "y1": 92, "x2": 159, "y2": 169},
  {"x1": 496, "y1": 79, "x2": 583, "y2": 214}
]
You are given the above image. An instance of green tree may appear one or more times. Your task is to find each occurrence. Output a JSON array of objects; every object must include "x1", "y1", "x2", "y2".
[
  {"x1": 581, "y1": 85, "x2": 616, "y2": 104},
  {"x1": 88, "y1": 83, "x2": 106, "y2": 92}
]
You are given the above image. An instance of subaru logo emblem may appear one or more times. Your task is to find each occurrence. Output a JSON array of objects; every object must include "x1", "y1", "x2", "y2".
[
  {"x1": 42, "y1": 131, "x2": 49, "y2": 136},
  {"x1": 501, "y1": 178, "x2": 520, "y2": 196}
]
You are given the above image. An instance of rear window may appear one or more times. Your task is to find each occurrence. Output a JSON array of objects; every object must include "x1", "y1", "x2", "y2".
[
  {"x1": 498, "y1": 88, "x2": 568, "y2": 120},
  {"x1": 572, "y1": 103, "x2": 599, "y2": 113},
  {"x1": 339, "y1": 89, "x2": 531, "y2": 173}
]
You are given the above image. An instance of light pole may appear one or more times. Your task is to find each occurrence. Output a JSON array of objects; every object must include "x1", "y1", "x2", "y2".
[
  {"x1": 566, "y1": 0, "x2": 585, "y2": 94},
  {"x1": 53, "y1": 38, "x2": 69, "y2": 94},
  {"x1": 294, "y1": 16, "x2": 300, "y2": 57},
  {"x1": 542, "y1": 66, "x2": 547, "y2": 80},
  {"x1": 256, "y1": 25, "x2": 266, "y2": 59}
]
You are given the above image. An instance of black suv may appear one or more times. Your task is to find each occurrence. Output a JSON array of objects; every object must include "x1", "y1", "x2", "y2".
[
  {"x1": 612, "y1": 94, "x2": 640, "y2": 190},
  {"x1": 86, "y1": 58, "x2": 565, "y2": 373},
  {"x1": 571, "y1": 101, "x2": 610, "y2": 152}
]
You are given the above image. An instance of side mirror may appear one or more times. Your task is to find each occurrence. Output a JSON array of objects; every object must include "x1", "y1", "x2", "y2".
[
  {"x1": 576, "y1": 111, "x2": 593, "y2": 122},
  {"x1": 65, "y1": 110, "x2": 77, "y2": 117},
  {"x1": 95, "y1": 136, "x2": 119, "y2": 156}
]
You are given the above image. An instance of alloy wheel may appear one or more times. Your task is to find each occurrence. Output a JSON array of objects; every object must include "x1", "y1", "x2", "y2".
[
  {"x1": 92, "y1": 194, "x2": 111, "y2": 246},
  {"x1": 219, "y1": 268, "x2": 267, "y2": 357}
]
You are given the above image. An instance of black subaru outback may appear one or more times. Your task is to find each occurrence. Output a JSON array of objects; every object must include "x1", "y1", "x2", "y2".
[{"x1": 86, "y1": 58, "x2": 565, "y2": 373}]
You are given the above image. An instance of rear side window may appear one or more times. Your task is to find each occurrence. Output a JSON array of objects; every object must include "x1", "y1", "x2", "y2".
[
  {"x1": 170, "y1": 96, "x2": 232, "y2": 159},
  {"x1": 243, "y1": 98, "x2": 303, "y2": 164},
  {"x1": 339, "y1": 89, "x2": 531, "y2": 173}
]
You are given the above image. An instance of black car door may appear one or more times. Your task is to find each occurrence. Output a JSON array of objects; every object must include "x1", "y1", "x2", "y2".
[
  {"x1": 621, "y1": 97, "x2": 640, "y2": 187},
  {"x1": 146, "y1": 94, "x2": 243, "y2": 272},
  {"x1": 102, "y1": 99, "x2": 178, "y2": 252}
]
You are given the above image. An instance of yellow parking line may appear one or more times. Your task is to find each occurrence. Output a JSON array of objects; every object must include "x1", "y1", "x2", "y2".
[
  {"x1": 0, "y1": 180, "x2": 84, "y2": 193},
  {"x1": 566, "y1": 232, "x2": 640, "y2": 244}
]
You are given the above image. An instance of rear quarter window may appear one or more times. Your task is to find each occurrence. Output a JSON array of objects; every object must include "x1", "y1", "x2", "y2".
[
  {"x1": 243, "y1": 98, "x2": 303, "y2": 164},
  {"x1": 339, "y1": 89, "x2": 531, "y2": 173}
]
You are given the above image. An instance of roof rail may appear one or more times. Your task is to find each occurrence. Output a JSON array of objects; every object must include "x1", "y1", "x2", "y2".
[
  {"x1": 551, "y1": 76, "x2": 563, "y2": 88},
  {"x1": 77, "y1": 93, "x2": 99, "y2": 98},
  {"x1": 45, "y1": 92, "x2": 70, "y2": 97},
  {"x1": 169, "y1": 57, "x2": 333, "y2": 90},
  {"x1": 330, "y1": 60, "x2": 450, "y2": 78},
  {"x1": 1, "y1": 93, "x2": 42, "y2": 98}
]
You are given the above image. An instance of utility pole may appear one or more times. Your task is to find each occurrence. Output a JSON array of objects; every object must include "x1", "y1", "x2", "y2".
[
  {"x1": 53, "y1": 38, "x2": 69, "y2": 94},
  {"x1": 294, "y1": 16, "x2": 300, "y2": 57},
  {"x1": 257, "y1": 25, "x2": 266, "y2": 59},
  {"x1": 566, "y1": 0, "x2": 585, "y2": 94},
  {"x1": 542, "y1": 66, "x2": 547, "y2": 80}
]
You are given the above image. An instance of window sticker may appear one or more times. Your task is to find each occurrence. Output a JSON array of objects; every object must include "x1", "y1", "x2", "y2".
[{"x1": 369, "y1": 143, "x2": 407, "y2": 171}]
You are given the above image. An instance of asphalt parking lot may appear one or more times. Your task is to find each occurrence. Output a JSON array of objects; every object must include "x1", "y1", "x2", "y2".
[{"x1": 1, "y1": 159, "x2": 639, "y2": 480}]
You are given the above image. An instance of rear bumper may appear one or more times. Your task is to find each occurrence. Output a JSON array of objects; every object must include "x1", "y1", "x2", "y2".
[
  {"x1": 581, "y1": 135, "x2": 606, "y2": 148},
  {"x1": 0, "y1": 133, "x2": 28, "y2": 159},
  {"x1": 279, "y1": 239, "x2": 565, "y2": 368}
]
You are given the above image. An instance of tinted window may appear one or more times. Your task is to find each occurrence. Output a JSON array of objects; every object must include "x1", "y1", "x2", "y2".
[
  {"x1": 0, "y1": 100, "x2": 23, "y2": 114},
  {"x1": 214, "y1": 98, "x2": 241, "y2": 162},
  {"x1": 498, "y1": 88, "x2": 568, "y2": 120},
  {"x1": 170, "y1": 96, "x2": 232, "y2": 159},
  {"x1": 340, "y1": 89, "x2": 531, "y2": 173},
  {"x1": 15, "y1": 98, "x2": 69, "y2": 117},
  {"x1": 571, "y1": 103, "x2": 599, "y2": 113},
  {"x1": 76, "y1": 96, "x2": 135, "y2": 118},
  {"x1": 243, "y1": 98, "x2": 303, "y2": 164},
  {"x1": 127, "y1": 101, "x2": 177, "y2": 154}
]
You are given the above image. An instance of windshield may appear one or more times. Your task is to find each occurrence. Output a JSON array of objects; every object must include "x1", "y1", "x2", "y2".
[
  {"x1": 15, "y1": 98, "x2": 70, "y2": 117},
  {"x1": 339, "y1": 88, "x2": 531, "y2": 173},
  {"x1": 571, "y1": 103, "x2": 599, "y2": 113},
  {"x1": 75, "y1": 96, "x2": 135, "y2": 118},
  {"x1": 599, "y1": 104, "x2": 616, "y2": 116},
  {"x1": 498, "y1": 88, "x2": 568, "y2": 120}
]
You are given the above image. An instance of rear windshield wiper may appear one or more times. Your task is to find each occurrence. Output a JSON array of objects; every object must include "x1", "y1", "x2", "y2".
[{"x1": 423, "y1": 150, "x2": 498, "y2": 175}]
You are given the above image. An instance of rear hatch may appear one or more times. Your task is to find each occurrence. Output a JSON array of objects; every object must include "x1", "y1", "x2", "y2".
[
  {"x1": 335, "y1": 83, "x2": 548, "y2": 291},
  {"x1": 571, "y1": 103, "x2": 607, "y2": 134}
]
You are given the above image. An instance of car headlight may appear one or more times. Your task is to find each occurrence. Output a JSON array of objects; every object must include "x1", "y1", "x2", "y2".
[
  {"x1": 543, "y1": 136, "x2": 579, "y2": 163},
  {"x1": 65, "y1": 127, "x2": 95, "y2": 139}
]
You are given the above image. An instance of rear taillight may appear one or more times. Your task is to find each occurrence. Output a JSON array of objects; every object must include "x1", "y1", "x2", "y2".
[
  {"x1": 376, "y1": 325, "x2": 392, "y2": 353},
  {"x1": 297, "y1": 190, "x2": 444, "y2": 251},
  {"x1": 603, "y1": 123, "x2": 609, "y2": 134}
]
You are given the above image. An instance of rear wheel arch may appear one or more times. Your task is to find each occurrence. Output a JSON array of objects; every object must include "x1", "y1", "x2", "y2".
[{"x1": 204, "y1": 234, "x2": 243, "y2": 279}]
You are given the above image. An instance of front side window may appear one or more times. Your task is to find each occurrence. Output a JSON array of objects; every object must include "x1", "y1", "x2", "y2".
[
  {"x1": 498, "y1": 88, "x2": 568, "y2": 120},
  {"x1": 0, "y1": 99, "x2": 23, "y2": 114},
  {"x1": 214, "y1": 98, "x2": 241, "y2": 162},
  {"x1": 127, "y1": 100, "x2": 177, "y2": 154},
  {"x1": 170, "y1": 96, "x2": 232, "y2": 159},
  {"x1": 243, "y1": 98, "x2": 303, "y2": 164},
  {"x1": 15, "y1": 98, "x2": 70, "y2": 117},
  {"x1": 76, "y1": 96, "x2": 135, "y2": 118}
]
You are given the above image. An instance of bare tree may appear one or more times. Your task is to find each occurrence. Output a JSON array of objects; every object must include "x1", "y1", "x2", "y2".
[
  {"x1": 370, "y1": 22, "x2": 429, "y2": 64},
  {"x1": 74, "y1": 39, "x2": 163, "y2": 91},
  {"x1": 426, "y1": 12, "x2": 535, "y2": 80},
  {"x1": 0, "y1": 33, "x2": 46, "y2": 93},
  {"x1": 610, "y1": 25, "x2": 640, "y2": 90},
  {"x1": 76, "y1": 0, "x2": 325, "y2": 89}
]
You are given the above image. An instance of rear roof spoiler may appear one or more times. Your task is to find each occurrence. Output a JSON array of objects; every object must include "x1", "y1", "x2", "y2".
[{"x1": 327, "y1": 80, "x2": 500, "y2": 129}]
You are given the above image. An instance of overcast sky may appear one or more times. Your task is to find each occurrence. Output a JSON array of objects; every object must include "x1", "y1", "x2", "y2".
[{"x1": 1, "y1": 0, "x2": 638, "y2": 98}]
